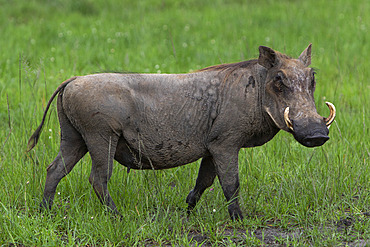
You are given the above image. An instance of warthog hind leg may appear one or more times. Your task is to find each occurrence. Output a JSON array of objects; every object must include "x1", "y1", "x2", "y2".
[
  {"x1": 186, "y1": 156, "x2": 216, "y2": 214},
  {"x1": 41, "y1": 108, "x2": 87, "y2": 210},
  {"x1": 86, "y1": 133, "x2": 120, "y2": 216}
]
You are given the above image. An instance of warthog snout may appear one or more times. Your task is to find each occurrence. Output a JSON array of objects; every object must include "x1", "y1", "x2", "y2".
[
  {"x1": 292, "y1": 121, "x2": 330, "y2": 147},
  {"x1": 302, "y1": 133, "x2": 329, "y2": 147},
  {"x1": 283, "y1": 102, "x2": 335, "y2": 147}
]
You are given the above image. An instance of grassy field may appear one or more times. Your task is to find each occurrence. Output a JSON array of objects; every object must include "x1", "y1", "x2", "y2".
[{"x1": 0, "y1": 0, "x2": 369, "y2": 245}]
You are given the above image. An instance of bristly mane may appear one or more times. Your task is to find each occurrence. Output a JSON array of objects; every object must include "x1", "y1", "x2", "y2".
[
  {"x1": 197, "y1": 52, "x2": 292, "y2": 73},
  {"x1": 196, "y1": 60, "x2": 261, "y2": 85},
  {"x1": 197, "y1": 59, "x2": 258, "y2": 73}
]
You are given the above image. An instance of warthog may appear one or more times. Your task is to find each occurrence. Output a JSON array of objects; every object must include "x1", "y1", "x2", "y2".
[{"x1": 28, "y1": 44, "x2": 335, "y2": 220}]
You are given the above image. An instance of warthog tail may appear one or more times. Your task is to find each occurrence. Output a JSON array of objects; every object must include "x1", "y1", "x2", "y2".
[{"x1": 27, "y1": 77, "x2": 78, "y2": 152}]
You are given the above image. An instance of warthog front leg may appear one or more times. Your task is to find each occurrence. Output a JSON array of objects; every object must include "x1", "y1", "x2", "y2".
[
  {"x1": 211, "y1": 149, "x2": 243, "y2": 220},
  {"x1": 186, "y1": 156, "x2": 216, "y2": 214}
]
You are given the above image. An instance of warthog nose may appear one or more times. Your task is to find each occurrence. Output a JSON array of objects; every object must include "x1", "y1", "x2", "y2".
[{"x1": 302, "y1": 134, "x2": 329, "y2": 147}]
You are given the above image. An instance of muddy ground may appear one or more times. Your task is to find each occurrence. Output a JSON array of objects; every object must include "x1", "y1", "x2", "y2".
[{"x1": 187, "y1": 226, "x2": 369, "y2": 246}]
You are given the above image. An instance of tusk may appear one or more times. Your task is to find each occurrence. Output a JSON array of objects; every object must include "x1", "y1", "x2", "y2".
[
  {"x1": 284, "y1": 107, "x2": 294, "y2": 131},
  {"x1": 324, "y1": 101, "x2": 336, "y2": 128}
]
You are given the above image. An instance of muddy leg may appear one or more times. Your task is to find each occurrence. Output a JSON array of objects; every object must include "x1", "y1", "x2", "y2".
[
  {"x1": 41, "y1": 115, "x2": 87, "y2": 210},
  {"x1": 212, "y1": 152, "x2": 243, "y2": 220},
  {"x1": 186, "y1": 156, "x2": 216, "y2": 214},
  {"x1": 86, "y1": 134, "x2": 120, "y2": 215}
]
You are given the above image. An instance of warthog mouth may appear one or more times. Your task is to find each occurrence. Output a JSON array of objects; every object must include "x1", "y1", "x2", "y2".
[
  {"x1": 301, "y1": 134, "x2": 330, "y2": 147},
  {"x1": 284, "y1": 101, "x2": 336, "y2": 132}
]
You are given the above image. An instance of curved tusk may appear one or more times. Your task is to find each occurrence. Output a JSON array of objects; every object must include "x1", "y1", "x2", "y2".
[
  {"x1": 324, "y1": 101, "x2": 336, "y2": 128},
  {"x1": 284, "y1": 107, "x2": 294, "y2": 131}
]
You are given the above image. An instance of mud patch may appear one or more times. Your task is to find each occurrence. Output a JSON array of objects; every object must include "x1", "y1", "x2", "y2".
[
  {"x1": 187, "y1": 226, "x2": 369, "y2": 246},
  {"x1": 187, "y1": 227, "x2": 303, "y2": 246}
]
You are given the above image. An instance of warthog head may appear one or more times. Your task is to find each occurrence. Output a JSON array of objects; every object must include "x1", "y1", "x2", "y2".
[{"x1": 259, "y1": 44, "x2": 336, "y2": 147}]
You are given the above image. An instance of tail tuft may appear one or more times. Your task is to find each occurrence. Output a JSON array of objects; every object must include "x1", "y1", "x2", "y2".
[{"x1": 27, "y1": 125, "x2": 42, "y2": 152}]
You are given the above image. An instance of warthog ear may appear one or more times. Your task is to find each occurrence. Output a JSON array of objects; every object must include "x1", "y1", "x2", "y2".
[
  {"x1": 299, "y1": 44, "x2": 312, "y2": 67},
  {"x1": 258, "y1": 46, "x2": 278, "y2": 69}
]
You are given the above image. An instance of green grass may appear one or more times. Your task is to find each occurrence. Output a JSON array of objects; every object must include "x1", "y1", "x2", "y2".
[{"x1": 0, "y1": 0, "x2": 369, "y2": 245}]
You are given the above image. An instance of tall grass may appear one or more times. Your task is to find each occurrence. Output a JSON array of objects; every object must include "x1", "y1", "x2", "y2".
[{"x1": 0, "y1": 0, "x2": 369, "y2": 245}]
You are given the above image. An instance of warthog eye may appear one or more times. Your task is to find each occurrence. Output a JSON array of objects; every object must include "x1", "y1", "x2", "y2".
[
  {"x1": 311, "y1": 72, "x2": 317, "y2": 91},
  {"x1": 274, "y1": 75, "x2": 283, "y2": 82},
  {"x1": 273, "y1": 74, "x2": 284, "y2": 92}
]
